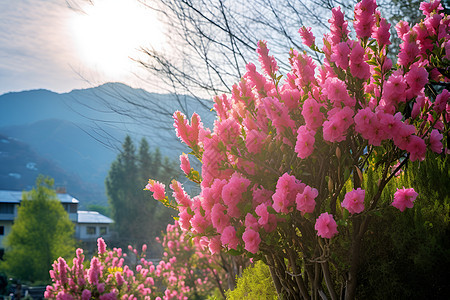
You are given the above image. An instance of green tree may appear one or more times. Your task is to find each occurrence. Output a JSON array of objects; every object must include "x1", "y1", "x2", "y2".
[
  {"x1": 106, "y1": 136, "x2": 178, "y2": 249},
  {"x1": 0, "y1": 176, "x2": 75, "y2": 282}
]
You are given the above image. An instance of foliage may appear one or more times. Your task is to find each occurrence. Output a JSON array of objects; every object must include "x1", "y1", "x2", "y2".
[
  {"x1": 356, "y1": 152, "x2": 450, "y2": 299},
  {"x1": 1, "y1": 176, "x2": 75, "y2": 283},
  {"x1": 105, "y1": 136, "x2": 179, "y2": 248},
  {"x1": 146, "y1": 0, "x2": 450, "y2": 298},
  {"x1": 225, "y1": 261, "x2": 277, "y2": 300}
]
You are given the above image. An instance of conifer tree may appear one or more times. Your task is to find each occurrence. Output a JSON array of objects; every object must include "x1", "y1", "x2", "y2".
[{"x1": 106, "y1": 136, "x2": 178, "y2": 249}]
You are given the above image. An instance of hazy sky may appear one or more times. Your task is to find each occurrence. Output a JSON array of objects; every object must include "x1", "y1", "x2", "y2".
[{"x1": 0, "y1": 0, "x2": 165, "y2": 95}]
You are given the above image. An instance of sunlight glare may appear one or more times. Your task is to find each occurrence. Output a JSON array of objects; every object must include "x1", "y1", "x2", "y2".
[{"x1": 70, "y1": 0, "x2": 164, "y2": 78}]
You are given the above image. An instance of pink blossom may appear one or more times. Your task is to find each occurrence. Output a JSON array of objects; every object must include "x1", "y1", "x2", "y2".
[
  {"x1": 257, "y1": 40, "x2": 278, "y2": 77},
  {"x1": 315, "y1": 213, "x2": 338, "y2": 239},
  {"x1": 190, "y1": 214, "x2": 209, "y2": 234},
  {"x1": 81, "y1": 290, "x2": 91, "y2": 300},
  {"x1": 170, "y1": 181, "x2": 191, "y2": 208},
  {"x1": 393, "y1": 123, "x2": 416, "y2": 150},
  {"x1": 211, "y1": 203, "x2": 230, "y2": 234},
  {"x1": 419, "y1": 0, "x2": 444, "y2": 17},
  {"x1": 299, "y1": 26, "x2": 315, "y2": 47},
  {"x1": 290, "y1": 51, "x2": 317, "y2": 86},
  {"x1": 382, "y1": 73, "x2": 407, "y2": 105},
  {"x1": 255, "y1": 203, "x2": 269, "y2": 225},
  {"x1": 180, "y1": 153, "x2": 191, "y2": 175},
  {"x1": 406, "y1": 135, "x2": 426, "y2": 162},
  {"x1": 302, "y1": 97, "x2": 323, "y2": 131},
  {"x1": 220, "y1": 226, "x2": 239, "y2": 250},
  {"x1": 330, "y1": 42, "x2": 351, "y2": 69},
  {"x1": 295, "y1": 126, "x2": 315, "y2": 159},
  {"x1": 244, "y1": 63, "x2": 267, "y2": 91},
  {"x1": 272, "y1": 173, "x2": 305, "y2": 213},
  {"x1": 429, "y1": 129, "x2": 443, "y2": 153},
  {"x1": 323, "y1": 77, "x2": 355, "y2": 107},
  {"x1": 398, "y1": 33, "x2": 420, "y2": 67},
  {"x1": 328, "y1": 7, "x2": 349, "y2": 45},
  {"x1": 434, "y1": 89, "x2": 449, "y2": 114},
  {"x1": 145, "y1": 180, "x2": 166, "y2": 201},
  {"x1": 242, "y1": 228, "x2": 261, "y2": 254},
  {"x1": 395, "y1": 21, "x2": 410, "y2": 40},
  {"x1": 178, "y1": 209, "x2": 193, "y2": 231},
  {"x1": 342, "y1": 188, "x2": 365, "y2": 214},
  {"x1": 245, "y1": 213, "x2": 259, "y2": 230},
  {"x1": 208, "y1": 236, "x2": 222, "y2": 255},
  {"x1": 405, "y1": 64, "x2": 428, "y2": 95},
  {"x1": 354, "y1": 0, "x2": 377, "y2": 39},
  {"x1": 349, "y1": 42, "x2": 370, "y2": 80},
  {"x1": 97, "y1": 237, "x2": 106, "y2": 255},
  {"x1": 392, "y1": 187, "x2": 418, "y2": 212},
  {"x1": 88, "y1": 257, "x2": 101, "y2": 285},
  {"x1": 372, "y1": 17, "x2": 391, "y2": 48},
  {"x1": 296, "y1": 185, "x2": 318, "y2": 215},
  {"x1": 246, "y1": 129, "x2": 267, "y2": 154}
]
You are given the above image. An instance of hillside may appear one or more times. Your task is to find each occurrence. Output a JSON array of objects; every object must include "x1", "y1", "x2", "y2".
[{"x1": 0, "y1": 83, "x2": 215, "y2": 206}]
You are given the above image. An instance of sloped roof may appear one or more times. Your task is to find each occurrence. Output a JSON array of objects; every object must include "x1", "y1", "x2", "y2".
[
  {"x1": 77, "y1": 210, "x2": 113, "y2": 224},
  {"x1": 0, "y1": 190, "x2": 79, "y2": 204}
]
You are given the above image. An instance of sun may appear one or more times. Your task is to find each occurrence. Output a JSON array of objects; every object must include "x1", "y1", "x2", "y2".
[{"x1": 70, "y1": 0, "x2": 165, "y2": 78}]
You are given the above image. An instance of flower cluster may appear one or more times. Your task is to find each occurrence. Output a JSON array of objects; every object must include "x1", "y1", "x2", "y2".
[
  {"x1": 147, "y1": 0, "x2": 448, "y2": 260},
  {"x1": 45, "y1": 228, "x2": 229, "y2": 300}
]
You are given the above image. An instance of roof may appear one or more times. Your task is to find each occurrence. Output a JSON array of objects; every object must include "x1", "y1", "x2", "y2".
[
  {"x1": 77, "y1": 211, "x2": 114, "y2": 224},
  {"x1": 0, "y1": 190, "x2": 79, "y2": 204}
]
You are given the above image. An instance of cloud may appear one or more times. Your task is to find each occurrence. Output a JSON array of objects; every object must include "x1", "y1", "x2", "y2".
[{"x1": 0, "y1": 0, "x2": 89, "y2": 94}]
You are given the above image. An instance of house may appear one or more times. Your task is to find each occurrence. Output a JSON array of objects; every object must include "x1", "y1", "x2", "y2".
[
  {"x1": 75, "y1": 210, "x2": 113, "y2": 241},
  {"x1": 0, "y1": 189, "x2": 113, "y2": 256}
]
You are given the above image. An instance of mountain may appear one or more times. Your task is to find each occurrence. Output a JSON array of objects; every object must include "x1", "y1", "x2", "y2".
[
  {"x1": 0, "y1": 134, "x2": 105, "y2": 207},
  {"x1": 0, "y1": 83, "x2": 214, "y2": 206}
]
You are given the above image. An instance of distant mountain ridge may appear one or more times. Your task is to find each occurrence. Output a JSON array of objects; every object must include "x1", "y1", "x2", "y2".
[{"x1": 0, "y1": 83, "x2": 214, "y2": 206}]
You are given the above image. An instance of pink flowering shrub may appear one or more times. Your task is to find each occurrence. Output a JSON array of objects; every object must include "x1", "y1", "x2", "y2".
[
  {"x1": 45, "y1": 229, "x2": 233, "y2": 300},
  {"x1": 147, "y1": 0, "x2": 449, "y2": 298}
]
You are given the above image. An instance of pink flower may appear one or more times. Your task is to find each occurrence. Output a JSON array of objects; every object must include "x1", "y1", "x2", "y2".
[
  {"x1": 190, "y1": 214, "x2": 209, "y2": 234},
  {"x1": 299, "y1": 26, "x2": 315, "y2": 47},
  {"x1": 180, "y1": 153, "x2": 191, "y2": 175},
  {"x1": 330, "y1": 42, "x2": 351, "y2": 69},
  {"x1": 88, "y1": 257, "x2": 101, "y2": 285},
  {"x1": 296, "y1": 185, "x2": 318, "y2": 215},
  {"x1": 392, "y1": 187, "x2": 418, "y2": 212},
  {"x1": 211, "y1": 204, "x2": 230, "y2": 233},
  {"x1": 221, "y1": 226, "x2": 239, "y2": 250},
  {"x1": 315, "y1": 213, "x2": 338, "y2": 239},
  {"x1": 242, "y1": 228, "x2": 261, "y2": 254},
  {"x1": 396, "y1": 21, "x2": 410, "y2": 40},
  {"x1": 429, "y1": 129, "x2": 443, "y2": 153},
  {"x1": 434, "y1": 89, "x2": 449, "y2": 114},
  {"x1": 257, "y1": 40, "x2": 278, "y2": 77},
  {"x1": 115, "y1": 272, "x2": 125, "y2": 286},
  {"x1": 246, "y1": 129, "x2": 267, "y2": 154},
  {"x1": 97, "y1": 237, "x2": 106, "y2": 255},
  {"x1": 406, "y1": 135, "x2": 426, "y2": 162},
  {"x1": 208, "y1": 236, "x2": 222, "y2": 255},
  {"x1": 353, "y1": 0, "x2": 377, "y2": 39},
  {"x1": 372, "y1": 17, "x2": 391, "y2": 48},
  {"x1": 145, "y1": 180, "x2": 166, "y2": 201},
  {"x1": 302, "y1": 97, "x2": 323, "y2": 131},
  {"x1": 405, "y1": 64, "x2": 428, "y2": 95},
  {"x1": 255, "y1": 203, "x2": 269, "y2": 225},
  {"x1": 81, "y1": 290, "x2": 91, "y2": 300},
  {"x1": 295, "y1": 126, "x2": 315, "y2": 159},
  {"x1": 349, "y1": 42, "x2": 370, "y2": 80},
  {"x1": 342, "y1": 188, "x2": 365, "y2": 214}
]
